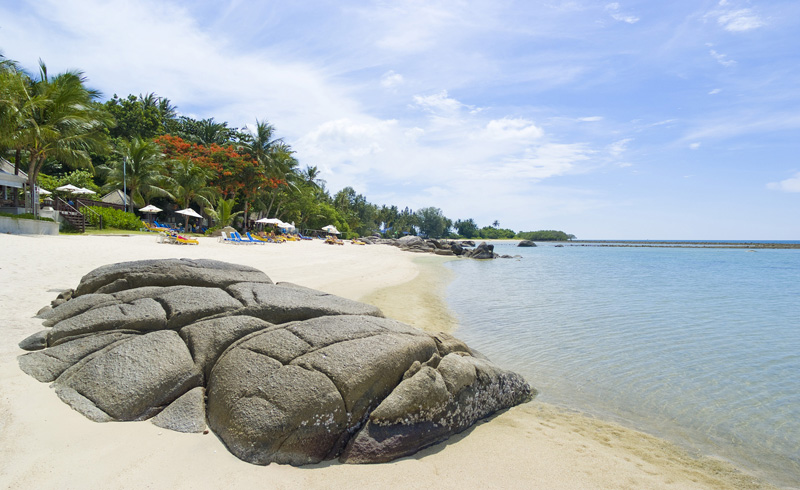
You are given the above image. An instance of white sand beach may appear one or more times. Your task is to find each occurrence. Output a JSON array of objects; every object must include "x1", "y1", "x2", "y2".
[{"x1": 0, "y1": 234, "x2": 777, "y2": 489}]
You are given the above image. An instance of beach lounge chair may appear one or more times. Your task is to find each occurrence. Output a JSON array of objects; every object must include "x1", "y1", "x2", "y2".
[
  {"x1": 175, "y1": 234, "x2": 199, "y2": 245},
  {"x1": 230, "y1": 231, "x2": 252, "y2": 245},
  {"x1": 219, "y1": 232, "x2": 236, "y2": 244},
  {"x1": 142, "y1": 221, "x2": 170, "y2": 232},
  {"x1": 249, "y1": 233, "x2": 271, "y2": 243},
  {"x1": 325, "y1": 235, "x2": 344, "y2": 246},
  {"x1": 245, "y1": 232, "x2": 266, "y2": 245}
]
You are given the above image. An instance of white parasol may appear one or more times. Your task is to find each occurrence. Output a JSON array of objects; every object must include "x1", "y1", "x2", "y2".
[
  {"x1": 55, "y1": 184, "x2": 81, "y2": 192},
  {"x1": 176, "y1": 208, "x2": 203, "y2": 219}
]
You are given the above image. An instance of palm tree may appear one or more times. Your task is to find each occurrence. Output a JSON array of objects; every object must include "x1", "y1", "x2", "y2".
[
  {"x1": 264, "y1": 144, "x2": 299, "y2": 219},
  {"x1": 157, "y1": 97, "x2": 177, "y2": 133},
  {"x1": 492, "y1": 220, "x2": 500, "y2": 228},
  {"x1": 301, "y1": 165, "x2": 325, "y2": 189},
  {"x1": 2, "y1": 61, "x2": 112, "y2": 215},
  {"x1": 164, "y1": 159, "x2": 218, "y2": 231},
  {"x1": 205, "y1": 197, "x2": 243, "y2": 228},
  {"x1": 240, "y1": 120, "x2": 282, "y2": 165},
  {"x1": 100, "y1": 137, "x2": 171, "y2": 208},
  {"x1": 0, "y1": 56, "x2": 27, "y2": 192},
  {"x1": 177, "y1": 117, "x2": 233, "y2": 146}
]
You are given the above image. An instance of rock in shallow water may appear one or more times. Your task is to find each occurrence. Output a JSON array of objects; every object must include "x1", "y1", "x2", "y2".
[{"x1": 18, "y1": 258, "x2": 534, "y2": 465}]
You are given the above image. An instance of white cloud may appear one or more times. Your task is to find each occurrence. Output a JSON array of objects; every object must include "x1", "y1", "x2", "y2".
[
  {"x1": 709, "y1": 49, "x2": 736, "y2": 67},
  {"x1": 605, "y1": 2, "x2": 640, "y2": 24},
  {"x1": 709, "y1": 88, "x2": 722, "y2": 95},
  {"x1": 0, "y1": 0, "x2": 361, "y2": 141},
  {"x1": 708, "y1": 2, "x2": 766, "y2": 32},
  {"x1": 717, "y1": 8, "x2": 765, "y2": 32},
  {"x1": 380, "y1": 70, "x2": 404, "y2": 89},
  {"x1": 690, "y1": 142, "x2": 701, "y2": 149},
  {"x1": 412, "y1": 90, "x2": 470, "y2": 115},
  {"x1": 767, "y1": 172, "x2": 800, "y2": 193},
  {"x1": 579, "y1": 116, "x2": 604, "y2": 122},
  {"x1": 481, "y1": 118, "x2": 544, "y2": 141},
  {"x1": 608, "y1": 138, "x2": 632, "y2": 156}
]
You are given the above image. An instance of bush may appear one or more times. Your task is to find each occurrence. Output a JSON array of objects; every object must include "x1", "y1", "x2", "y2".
[
  {"x1": 0, "y1": 212, "x2": 54, "y2": 222},
  {"x1": 86, "y1": 206, "x2": 142, "y2": 230}
]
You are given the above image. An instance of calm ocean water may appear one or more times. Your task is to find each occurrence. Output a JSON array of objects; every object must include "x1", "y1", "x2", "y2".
[{"x1": 445, "y1": 242, "x2": 800, "y2": 488}]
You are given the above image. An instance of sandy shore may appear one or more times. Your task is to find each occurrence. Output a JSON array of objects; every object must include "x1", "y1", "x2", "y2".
[{"x1": 0, "y1": 234, "x2": 780, "y2": 489}]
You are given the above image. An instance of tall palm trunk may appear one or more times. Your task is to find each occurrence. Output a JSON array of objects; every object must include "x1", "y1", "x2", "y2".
[
  {"x1": 12, "y1": 149, "x2": 21, "y2": 206},
  {"x1": 265, "y1": 188, "x2": 278, "y2": 218},
  {"x1": 243, "y1": 200, "x2": 250, "y2": 231}
]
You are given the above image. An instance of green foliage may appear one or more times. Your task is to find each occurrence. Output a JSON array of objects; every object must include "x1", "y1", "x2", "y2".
[
  {"x1": 516, "y1": 230, "x2": 575, "y2": 241},
  {"x1": 1, "y1": 59, "x2": 113, "y2": 213},
  {"x1": 0, "y1": 212, "x2": 54, "y2": 222},
  {"x1": 38, "y1": 169, "x2": 100, "y2": 194},
  {"x1": 205, "y1": 197, "x2": 243, "y2": 227},
  {"x1": 416, "y1": 207, "x2": 451, "y2": 238},
  {"x1": 454, "y1": 218, "x2": 479, "y2": 238},
  {"x1": 37, "y1": 173, "x2": 60, "y2": 191},
  {"x1": 99, "y1": 136, "x2": 169, "y2": 207},
  {"x1": 479, "y1": 226, "x2": 516, "y2": 239},
  {"x1": 104, "y1": 93, "x2": 175, "y2": 140},
  {"x1": 174, "y1": 116, "x2": 236, "y2": 146},
  {"x1": 332, "y1": 186, "x2": 380, "y2": 236},
  {"x1": 86, "y1": 206, "x2": 141, "y2": 230}
]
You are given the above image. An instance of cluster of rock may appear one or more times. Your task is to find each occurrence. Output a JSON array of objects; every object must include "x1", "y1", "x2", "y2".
[
  {"x1": 357, "y1": 235, "x2": 522, "y2": 259},
  {"x1": 18, "y1": 258, "x2": 533, "y2": 466}
]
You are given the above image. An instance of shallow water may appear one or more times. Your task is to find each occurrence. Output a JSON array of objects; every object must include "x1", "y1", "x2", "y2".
[{"x1": 445, "y1": 242, "x2": 800, "y2": 488}]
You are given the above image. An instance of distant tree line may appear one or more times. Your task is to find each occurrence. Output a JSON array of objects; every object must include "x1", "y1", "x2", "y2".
[{"x1": 1, "y1": 51, "x2": 574, "y2": 240}]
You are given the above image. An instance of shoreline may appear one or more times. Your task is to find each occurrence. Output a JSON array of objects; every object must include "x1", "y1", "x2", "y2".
[
  {"x1": 0, "y1": 234, "x2": 783, "y2": 489},
  {"x1": 369, "y1": 250, "x2": 785, "y2": 490}
]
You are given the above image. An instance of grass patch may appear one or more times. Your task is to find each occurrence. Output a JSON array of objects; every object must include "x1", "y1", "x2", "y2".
[{"x1": 0, "y1": 212, "x2": 55, "y2": 222}]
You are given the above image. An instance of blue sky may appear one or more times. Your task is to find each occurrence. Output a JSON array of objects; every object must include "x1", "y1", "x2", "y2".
[{"x1": 2, "y1": 0, "x2": 799, "y2": 239}]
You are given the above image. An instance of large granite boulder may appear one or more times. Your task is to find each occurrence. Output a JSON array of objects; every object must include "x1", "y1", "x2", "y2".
[
  {"x1": 465, "y1": 241, "x2": 496, "y2": 259},
  {"x1": 18, "y1": 258, "x2": 533, "y2": 466}
]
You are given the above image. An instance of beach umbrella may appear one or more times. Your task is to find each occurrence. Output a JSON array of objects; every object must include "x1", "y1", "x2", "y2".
[
  {"x1": 55, "y1": 183, "x2": 80, "y2": 192},
  {"x1": 139, "y1": 204, "x2": 162, "y2": 224},
  {"x1": 139, "y1": 204, "x2": 162, "y2": 213},
  {"x1": 176, "y1": 208, "x2": 203, "y2": 219},
  {"x1": 176, "y1": 207, "x2": 203, "y2": 232},
  {"x1": 73, "y1": 187, "x2": 96, "y2": 195},
  {"x1": 322, "y1": 224, "x2": 340, "y2": 234},
  {"x1": 257, "y1": 218, "x2": 282, "y2": 224},
  {"x1": 36, "y1": 187, "x2": 51, "y2": 195}
]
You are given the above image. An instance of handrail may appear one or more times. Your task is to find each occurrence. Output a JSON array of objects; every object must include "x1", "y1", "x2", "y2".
[
  {"x1": 77, "y1": 202, "x2": 103, "y2": 230},
  {"x1": 53, "y1": 196, "x2": 86, "y2": 232}
]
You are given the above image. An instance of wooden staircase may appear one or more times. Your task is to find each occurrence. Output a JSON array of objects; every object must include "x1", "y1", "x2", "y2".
[{"x1": 54, "y1": 197, "x2": 87, "y2": 232}]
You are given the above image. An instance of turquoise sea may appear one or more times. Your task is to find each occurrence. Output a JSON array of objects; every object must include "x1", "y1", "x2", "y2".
[{"x1": 445, "y1": 242, "x2": 800, "y2": 488}]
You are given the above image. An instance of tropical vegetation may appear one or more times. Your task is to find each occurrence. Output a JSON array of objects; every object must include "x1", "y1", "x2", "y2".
[{"x1": 1, "y1": 51, "x2": 574, "y2": 240}]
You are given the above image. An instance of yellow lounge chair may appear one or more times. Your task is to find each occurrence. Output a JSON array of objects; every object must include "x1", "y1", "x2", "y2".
[
  {"x1": 142, "y1": 221, "x2": 170, "y2": 232},
  {"x1": 173, "y1": 233, "x2": 199, "y2": 245}
]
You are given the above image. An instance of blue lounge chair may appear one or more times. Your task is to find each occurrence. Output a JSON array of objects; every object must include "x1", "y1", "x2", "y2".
[
  {"x1": 246, "y1": 232, "x2": 266, "y2": 245},
  {"x1": 219, "y1": 231, "x2": 236, "y2": 244},
  {"x1": 230, "y1": 231, "x2": 253, "y2": 245}
]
